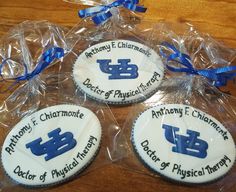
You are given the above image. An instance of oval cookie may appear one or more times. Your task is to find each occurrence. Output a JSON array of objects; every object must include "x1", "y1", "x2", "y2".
[
  {"x1": 131, "y1": 104, "x2": 236, "y2": 184},
  {"x1": 1, "y1": 104, "x2": 101, "y2": 187},
  {"x1": 73, "y1": 39, "x2": 164, "y2": 104}
]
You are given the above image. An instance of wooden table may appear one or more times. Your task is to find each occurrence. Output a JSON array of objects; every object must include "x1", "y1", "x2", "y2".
[{"x1": 0, "y1": 1, "x2": 235, "y2": 192}]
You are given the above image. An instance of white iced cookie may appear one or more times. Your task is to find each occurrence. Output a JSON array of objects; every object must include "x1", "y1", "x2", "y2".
[
  {"x1": 1, "y1": 104, "x2": 101, "y2": 187},
  {"x1": 131, "y1": 104, "x2": 236, "y2": 184},
  {"x1": 73, "y1": 40, "x2": 164, "y2": 104}
]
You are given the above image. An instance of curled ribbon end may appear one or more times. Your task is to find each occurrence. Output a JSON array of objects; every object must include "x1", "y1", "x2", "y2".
[{"x1": 124, "y1": 3, "x2": 147, "y2": 12}]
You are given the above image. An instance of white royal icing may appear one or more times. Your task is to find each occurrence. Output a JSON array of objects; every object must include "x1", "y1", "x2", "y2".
[
  {"x1": 73, "y1": 40, "x2": 164, "y2": 104},
  {"x1": 132, "y1": 104, "x2": 236, "y2": 184},
  {"x1": 1, "y1": 104, "x2": 101, "y2": 186}
]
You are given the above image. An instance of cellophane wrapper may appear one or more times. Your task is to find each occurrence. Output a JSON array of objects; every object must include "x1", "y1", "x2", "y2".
[
  {"x1": 150, "y1": 22, "x2": 236, "y2": 92},
  {"x1": 60, "y1": 9, "x2": 166, "y2": 105},
  {"x1": 0, "y1": 21, "x2": 123, "y2": 190},
  {"x1": 115, "y1": 75, "x2": 236, "y2": 191}
]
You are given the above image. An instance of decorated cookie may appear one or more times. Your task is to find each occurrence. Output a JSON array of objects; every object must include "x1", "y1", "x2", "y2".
[
  {"x1": 131, "y1": 104, "x2": 236, "y2": 184},
  {"x1": 73, "y1": 39, "x2": 164, "y2": 104},
  {"x1": 1, "y1": 104, "x2": 101, "y2": 187}
]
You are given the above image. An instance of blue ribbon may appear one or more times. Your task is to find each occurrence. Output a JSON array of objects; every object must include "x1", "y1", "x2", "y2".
[
  {"x1": 160, "y1": 42, "x2": 236, "y2": 87},
  {"x1": 0, "y1": 47, "x2": 64, "y2": 93},
  {"x1": 78, "y1": 0, "x2": 147, "y2": 25}
]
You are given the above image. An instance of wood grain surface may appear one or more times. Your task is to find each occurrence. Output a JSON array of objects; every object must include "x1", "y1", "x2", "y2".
[{"x1": 0, "y1": 0, "x2": 236, "y2": 192}]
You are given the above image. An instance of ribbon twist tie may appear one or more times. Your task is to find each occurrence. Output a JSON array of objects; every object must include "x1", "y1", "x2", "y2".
[
  {"x1": 79, "y1": 0, "x2": 147, "y2": 25},
  {"x1": 160, "y1": 42, "x2": 236, "y2": 87},
  {"x1": 0, "y1": 47, "x2": 64, "y2": 92}
]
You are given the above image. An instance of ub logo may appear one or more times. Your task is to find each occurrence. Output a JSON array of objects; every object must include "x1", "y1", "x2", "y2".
[
  {"x1": 162, "y1": 124, "x2": 208, "y2": 158},
  {"x1": 97, "y1": 59, "x2": 138, "y2": 79},
  {"x1": 26, "y1": 128, "x2": 77, "y2": 161}
]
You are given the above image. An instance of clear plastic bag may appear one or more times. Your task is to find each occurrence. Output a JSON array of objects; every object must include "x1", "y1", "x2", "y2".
[
  {"x1": 149, "y1": 22, "x2": 236, "y2": 91},
  {"x1": 0, "y1": 20, "x2": 69, "y2": 120},
  {"x1": 151, "y1": 22, "x2": 236, "y2": 69},
  {"x1": 62, "y1": 15, "x2": 164, "y2": 105},
  {"x1": 116, "y1": 75, "x2": 236, "y2": 191},
  {"x1": 0, "y1": 20, "x2": 123, "y2": 189},
  {"x1": 61, "y1": 0, "x2": 167, "y2": 105}
]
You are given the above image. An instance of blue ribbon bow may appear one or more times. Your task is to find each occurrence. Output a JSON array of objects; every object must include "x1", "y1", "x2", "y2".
[
  {"x1": 160, "y1": 42, "x2": 236, "y2": 87},
  {"x1": 0, "y1": 47, "x2": 64, "y2": 93},
  {"x1": 78, "y1": 0, "x2": 147, "y2": 25}
]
